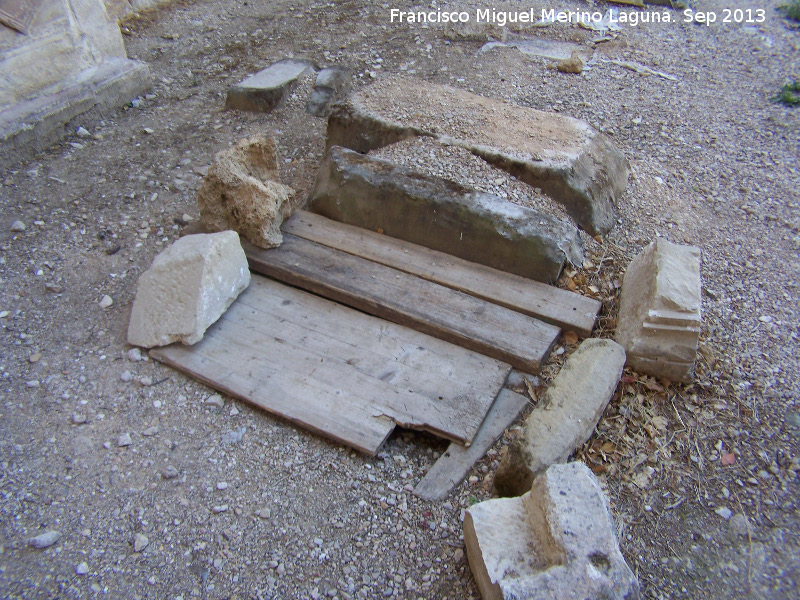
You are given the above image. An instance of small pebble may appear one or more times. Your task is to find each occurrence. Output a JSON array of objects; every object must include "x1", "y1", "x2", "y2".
[
  {"x1": 76, "y1": 127, "x2": 91, "y2": 138},
  {"x1": 118, "y1": 433, "x2": 132, "y2": 447},
  {"x1": 212, "y1": 505, "x2": 228, "y2": 514},
  {"x1": 142, "y1": 426, "x2": 159, "y2": 437},
  {"x1": 140, "y1": 376, "x2": 153, "y2": 386},
  {"x1": 257, "y1": 508, "x2": 271, "y2": 519},
  {"x1": 715, "y1": 507, "x2": 732, "y2": 520},
  {"x1": 29, "y1": 530, "x2": 61, "y2": 549},
  {"x1": 205, "y1": 394, "x2": 225, "y2": 409},
  {"x1": 10, "y1": 220, "x2": 25, "y2": 232},
  {"x1": 120, "y1": 370, "x2": 133, "y2": 382},
  {"x1": 162, "y1": 465, "x2": 179, "y2": 479},
  {"x1": 72, "y1": 413, "x2": 87, "y2": 425},
  {"x1": 26, "y1": 380, "x2": 40, "y2": 388},
  {"x1": 217, "y1": 482, "x2": 228, "y2": 490},
  {"x1": 76, "y1": 561, "x2": 89, "y2": 575},
  {"x1": 127, "y1": 348, "x2": 142, "y2": 362},
  {"x1": 98, "y1": 295, "x2": 113, "y2": 309},
  {"x1": 134, "y1": 533, "x2": 149, "y2": 553},
  {"x1": 29, "y1": 353, "x2": 42, "y2": 363}
]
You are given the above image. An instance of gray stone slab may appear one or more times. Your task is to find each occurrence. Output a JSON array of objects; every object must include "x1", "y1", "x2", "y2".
[
  {"x1": 0, "y1": 58, "x2": 150, "y2": 171},
  {"x1": 464, "y1": 462, "x2": 640, "y2": 600},
  {"x1": 306, "y1": 66, "x2": 351, "y2": 117},
  {"x1": 325, "y1": 76, "x2": 630, "y2": 235},
  {"x1": 308, "y1": 145, "x2": 583, "y2": 284},
  {"x1": 493, "y1": 338, "x2": 626, "y2": 497},
  {"x1": 225, "y1": 59, "x2": 316, "y2": 113}
]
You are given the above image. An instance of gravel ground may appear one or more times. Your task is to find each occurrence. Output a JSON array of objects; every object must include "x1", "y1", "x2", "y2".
[{"x1": 1, "y1": 1, "x2": 798, "y2": 598}]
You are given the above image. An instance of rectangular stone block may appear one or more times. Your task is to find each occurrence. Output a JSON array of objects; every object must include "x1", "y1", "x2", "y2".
[
  {"x1": 615, "y1": 239, "x2": 702, "y2": 383},
  {"x1": 308, "y1": 145, "x2": 583, "y2": 284},
  {"x1": 225, "y1": 59, "x2": 315, "y2": 113}
]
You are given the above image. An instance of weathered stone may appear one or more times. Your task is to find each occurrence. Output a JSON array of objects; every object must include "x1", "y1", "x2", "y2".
[
  {"x1": 197, "y1": 135, "x2": 296, "y2": 249},
  {"x1": 133, "y1": 533, "x2": 149, "y2": 553},
  {"x1": 309, "y1": 146, "x2": 583, "y2": 283},
  {"x1": 127, "y1": 231, "x2": 251, "y2": 348},
  {"x1": 326, "y1": 76, "x2": 629, "y2": 235},
  {"x1": 225, "y1": 59, "x2": 315, "y2": 113},
  {"x1": 0, "y1": 0, "x2": 150, "y2": 170},
  {"x1": 465, "y1": 462, "x2": 639, "y2": 600},
  {"x1": 494, "y1": 338, "x2": 625, "y2": 497},
  {"x1": 615, "y1": 239, "x2": 701, "y2": 383},
  {"x1": 480, "y1": 38, "x2": 588, "y2": 61},
  {"x1": 306, "y1": 66, "x2": 352, "y2": 117}
]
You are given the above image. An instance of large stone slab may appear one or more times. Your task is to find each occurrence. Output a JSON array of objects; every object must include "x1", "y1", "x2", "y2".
[
  {"x1": 225, "y1": 59, "x2": 315, "y2": 113},
  {"x1": 326, "y1": 76, "x2": 629, "y2": 235},
  {"x1": 494, "y1": 338, "x2": 625, "y2": 497},
  {"x1": 198, "y1": 135, "x2": 297, "y2": 249},
  {"x1": 464, "y1": 462, "x2": 640, "y2": 600},
  {"x1": 615, "y1": 239, "x2": 702, "y2": 383},
  {"x1": 127, "y1": 231, "x2": 251, "y2": 348},
  {"x1": 308, "y1": 145, "x2": 583, "y2": 284}
]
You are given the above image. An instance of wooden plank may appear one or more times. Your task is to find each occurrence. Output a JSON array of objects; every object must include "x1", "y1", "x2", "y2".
[
  {"x1": 151, "y1": 276, "x2": 511, "y2": 454},
  {"x1": 245, "y1": 235, "x2": 560, "y2": 373},
  {"x1": 414, "y1": 389, "x2": 528, "y2": 501},
  {"x1": 282, "y1": 210, "x2": 600, "y2": 337}
]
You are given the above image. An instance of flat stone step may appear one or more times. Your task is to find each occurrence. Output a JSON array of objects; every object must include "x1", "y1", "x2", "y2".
[{"x1": 225, "y1": 59, "x2": 316, "y2": 113}]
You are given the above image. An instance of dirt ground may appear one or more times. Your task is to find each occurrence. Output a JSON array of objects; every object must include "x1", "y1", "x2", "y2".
[{"x1": 1, "y1": 0, "x2": 798, "y2": 598}]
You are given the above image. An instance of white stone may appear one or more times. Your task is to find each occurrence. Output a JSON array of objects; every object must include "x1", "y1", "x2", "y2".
[
  {"x1": 204, "y1": 393, "x2": 225, "y2": 409},
  {"x1": 494, "y1": 338, "x2": 626, "y2": 497},
  {"x1": 133, "y1": 533, "x2": 149, "y2": 553},
  {"x1": 615, "y1": 239, "x2": 701, "y2": 383},
  {"x1": 99, "y1": 294, "x2": 113, "y2": 308},
  {"x1": 127, "y1": 231, "x2": 251, "y2": 348},
  {"x1": 76, "y1": 561, "x2": 89, "y2": 575},
  {"x1": 10, "y1": 220, "x2": 26, "y2": 232},
  {"x1": 464, "y1": 462, "x2": 639, "y2": 600}
]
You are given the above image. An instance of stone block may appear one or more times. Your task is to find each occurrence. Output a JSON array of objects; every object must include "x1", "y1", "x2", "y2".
[
  {"x1": 465, "y1": 462, "x2": 639, "y2": 600},
  {"x1": 127, "y1": 231, "x2": 251, "y2": 348},
  {"x1": 225, "y1": 59, "x2": 315, "y2": 113},
  {"x1": 615, "y1": 239, "x2": 702, "y2": 383},
  {"x1": 308, "y1": 145, "x2": 583, "y2": 283},
  {"x1": 494, "y1": 338, "x2": 625, "y2": 497},
  {"x1": 325, "y1": 76, "x2": 630, "y2": 235},
  {"x1": 306, "y1": 66, "x2": 351, "y2": 117},
  {"x1": 198, "y1": 134, "x2": 296, "y2": 249}
]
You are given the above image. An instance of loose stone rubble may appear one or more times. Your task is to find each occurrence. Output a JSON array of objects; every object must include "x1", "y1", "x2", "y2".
[
  {"x1": 308, "y1": 145, "x2": 583, "y2": 283},
  {"x1": 464, "y1": 462, "x2": 640, "y2": 600},
  {"x1": 494, "y1": 338, "x2": 626, "y2": 497},
  {"x1": 615, "y1": 239, "x2": 702, "y2": 383},
  {"x1": 325, "y1": 76, "x2": 630, "y2": 235},
  {"x1": 197, "y1": 134, "x2": 296, "y2": 248},
  {"x1": 225, "y1": 59, "x2": 316, "y2": 113},
  {"x1": 127, "y1": 231, "x2": 251, "y2": 348},
  {"x1": 306, "y1": 66, "x2": 352, "y2": 117}
]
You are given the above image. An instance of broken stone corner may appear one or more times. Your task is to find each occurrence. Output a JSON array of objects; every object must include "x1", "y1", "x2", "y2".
[
  {"x1": 615, "y1": 238, "x2": 702, "y2": 383},
  {"x1": 225, "y1": 59, "x2": 316, "y2": 113},
  {"x1": 197, "y1": 134, "x2": 297, "y2": 249},
  {"x1": 465, "y1": 462, "x2": 640, "y2": 600},
  {"x1": 493, "y1": 337, "x2": 626, "y2": 497},
  {"x1": 127, "y1": 231, "x2": 251, "y2": 349}
]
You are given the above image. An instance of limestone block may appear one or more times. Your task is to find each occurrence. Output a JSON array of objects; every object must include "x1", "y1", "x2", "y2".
[
  {"x1": 198, "y1": 135, "x2": 296, "y2": 249},
  {"x1": 309, "y1": 145, "x2": 583, "y2": 283},
  {"x1": 494, "y1": 338, "x2": 625, "y2": 497},
  {"x1": 465, "y1": 462, "x2": 639, "y2": 600},
  {"x1": 615, "y1": 239, "x2": 702, "y2": 383},
  {"x1": 325, "y1": 76, "x2": 630, "y2": 235},
  {"x1": 225, "y1": 59, "x2": 316, "y2": 113},
  {"x1": 127, "y1": 231, "x2": 251, "y2": 348}
]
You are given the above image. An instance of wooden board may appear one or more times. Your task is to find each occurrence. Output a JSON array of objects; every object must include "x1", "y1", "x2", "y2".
[
  {"x1": 414, "y1": 389, "x2": 528, "y2": 501},
  {"x1": 282, "y1": 210, "x2": 600, "y2": 337},
  {"x1": 245, "y1": 235, "x2": 560, "y2": 373},
  {"x1": 151, "y1": 276, "x2": 511, "y2": 455}
]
